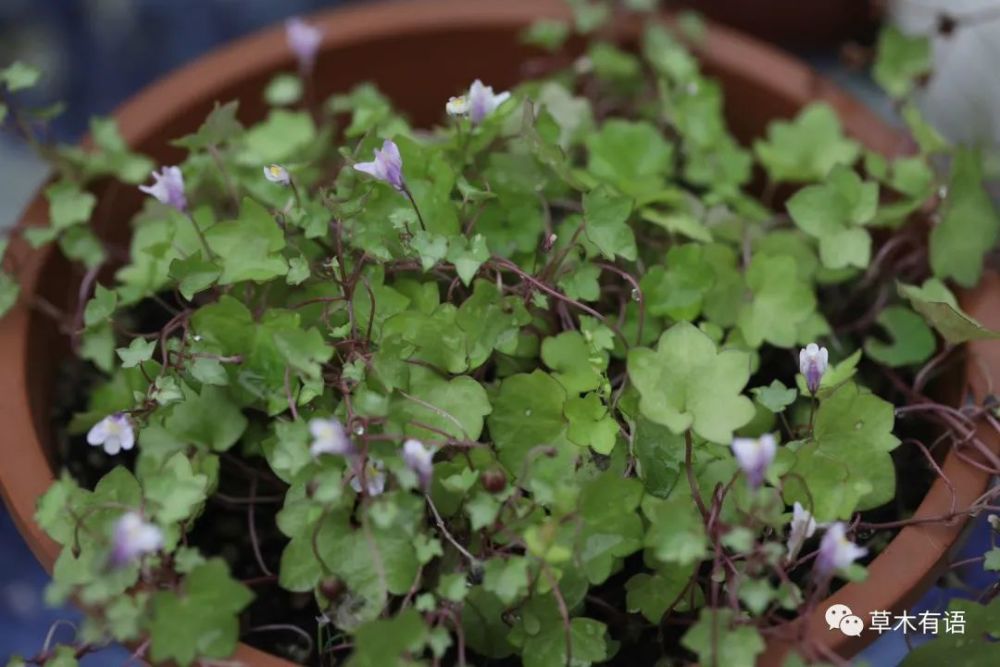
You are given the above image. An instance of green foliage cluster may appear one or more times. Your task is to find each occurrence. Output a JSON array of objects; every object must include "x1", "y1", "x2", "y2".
[{"x1": 2, "y1": 2, "x2": 999, "y2": 666}]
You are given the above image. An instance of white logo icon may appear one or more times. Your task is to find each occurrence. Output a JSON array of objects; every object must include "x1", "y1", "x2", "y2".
[{"x1": 826, "y1": 604, "x2": 865, "y2": 636}]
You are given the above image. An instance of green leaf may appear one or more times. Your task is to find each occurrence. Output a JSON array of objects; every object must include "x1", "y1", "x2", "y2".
[
  {"x1": 634, "y1": 417, "x2": 684, "y2": 498},
  {"x1": 983, "y1": 548, "x2": 1000, "y2": 572},
  {"x1": 753, "y1": 103, "x2": 860, "y2": 183},
  {"x1": 863, "y1": 306, "x2": 936, "y2": 366},
  {"x1": 162, "y1": 384, "x2": 248, "y2": 452},
  {"x1": 204, "y1": 197, "x2": 288, "y2": 285},
  {"x1": 116, "y1": 337, "x2": 157, "y2": 368},
  {"x1": 682, "y1": 609, "x2": 765, "y2": 667},
  {"x1": 395, "y1": 366, "x2": 491, "y2": 442},
  {"x1": 643, "y1": 494, "x2": 708, "y2": 565},
  {"x1": 738, "y1": 254, "x2": 817, "y2": 348},
  {"x1": 522, "y1": 617, "x2": 609, "y2": 667},
  {"x1": 899, "y1": 279, "x2": 1000, "y2": 344},
  {"x1": 447, "y1": 233, "x2": 490, "y2": 285},
  {"x1": 0, "y1": 61, "x2": 41, "y2": 91},
  {"x1": 148, "y1": 560, "x2": 253, "y2": 667},
  {"x1": 582, "y1": 187, "x2": 635, "y2": 261},
  {"x1": 565, "y1": 393, "x2": 618, "y2": 455},
  {"x1": 173, "y1": 101, "x2": 244, "y2": 150},
  {"x1": 873, "y1": 26, "x2": 932, "y2": 98},
  {"x1": 240, "y1": 109, "x2": 316, "y2": 163},
  {"x1": 628, "y1": 322, "x2": 754, "y2": 444},
  {"x1": 45, "y1": 181, "x2": 97, "y2": 231},
  {"x1": 521, "y1": 20, "x2": 570, "y2": 52},
  {"x1": 586, "y1": 119, "x2": 673, "y2": 199},
  {"x1": 784, "y1": 382, "x2": 900, "y2": 520},
  {"x1": 577, "y1": 473, "x2": 644, "y2": 583},
  {"x1": 142, "y1": 451, "x2": 210, "y2": 524},
  {"x1": 488, "y1": 370, "x2": 567, "y2": 473},
  {"x1": 0, "y1": 272, "x2": 19, "y2": 318},
  {"x1": 786, "y1": 166, "x2": 877, "y2": 269},
  {"x1": 929, "y1": 149, "x2": 1000, "y2": 288},
  {"x1": 169, "y1": 253, "x2": 221, "y2": 300},
  {"x1": 542, "y1": 331, "x2": 605, "y2": 394},
  {"x1": 752, "y1": 380, "x2": 798, "y2": 414},
  {"x1": 640, "y1": 244, "x2": 715, "y2": 321},
  {"x1": 483, "y1": 556, "x2": 530, "y2": 605},
  {"x1": 641, "y1": 208, "x2": 712, "y2": 242},
  {"x1": 264, "y1": 73, "x2": 304, "y2": 106},
  {"x1": 625, "y1": 563, "x2": 698, "y2": 622},
  {"x1": 346, "y1": 609, "x2": 428, "y2": 667}
]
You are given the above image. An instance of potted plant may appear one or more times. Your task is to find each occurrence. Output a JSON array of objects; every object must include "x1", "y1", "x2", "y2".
[{"x1": 1, "y1": 1, "x2": 998, "y2": 665}]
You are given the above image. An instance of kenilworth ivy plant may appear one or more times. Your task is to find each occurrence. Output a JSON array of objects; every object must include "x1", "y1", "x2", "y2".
[{"x1": 2, "y1": 3, "x2": 1000, "y2": 666}]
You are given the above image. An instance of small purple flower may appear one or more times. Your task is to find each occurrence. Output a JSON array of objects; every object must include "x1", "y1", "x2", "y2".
[
  {"x1": 468, "y1": 79, "x2": 511, "y2": 125},
  {"x1": 309, "y1": 418, "x2": 352, "y2": 458},
  {"x1": 816, "y1": 522, "x2": 867, "y2": 576},
  {"x1": 799, "y1": 343, "x2": 829, "y2": 394},
  {"x1": 139, "y1": 166, "x2": 187, "y2": 212},
  {"x1": 353, "y1": 139, "x2": 405, "y2": 192},
  {"x1": 87, "y1": 413, "x2": 135, "y2": 456},
  {"x1": 349, "y1": 457, "x2": 386, "y2": 497},
  {"x1": 402, "y1": 439, "x2": 436, "y2": 490},
  {"x1": 786, "y1": 501, "x2": 818, "y2": 562},
  {"x1": 285, "y1": 17, "x2": 322, "y2": 73},
  {"x1": 730, "y1": 433, "x2": 777, "y2": 488},
  {"x1": 110, "y1": 511, "x2": 163, "y2": 567}
]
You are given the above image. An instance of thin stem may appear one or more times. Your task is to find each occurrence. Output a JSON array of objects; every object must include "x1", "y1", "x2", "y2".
[
  {"x1": 184, "y1": 211, "x2": 215, "y2": 260},
  {"x1": 402, "y1": 185, "x2": 427, "y2": 232}
]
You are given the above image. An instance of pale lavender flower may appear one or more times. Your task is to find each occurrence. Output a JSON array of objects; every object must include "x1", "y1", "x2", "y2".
[
  {"x1": 730, "y1": 433, "x2": 777, "y2": 488},
  {"x1": 446, "y1": 94, "x2": 470, "y2": 117},
  {"x1": 816, "y1": 522, "x2": 867, "y2": 576},
  {"x1": 110, "y1": 511, "x2": 162, "y2": 567},
  {"x1": 309, "y1": 418, "x2": 352, "y2": 458},
  {"x1": 139, "y1": 166, "x2": 187, "y2": 212},
  {"x1": 353, "y1": 139, "x2": 404, "y2": 192},
  {"x1": 402, "y1": 438, "x2": 436, "y2": 490},
  {"x1": 786, "y1": 501, "x2": 818, "y2": 562},
  {"x1": 263, "y1": 164, "x2": 291, "y2": 186},
  {"x1": 468, "y1": 79, "x2": 511, "y2": 125},
  {"x1": 285, "y1": 17, "x2": 322, "y2": 72},
  {"x1": 799, "y1": 343, "x2": 829, "y2": 394},
  {"x1": 350, "y1": 457, "x2": 386, "y2": 497},
  {"x1": 87, "y1": 413, "x2": 135, "y2": 456}
]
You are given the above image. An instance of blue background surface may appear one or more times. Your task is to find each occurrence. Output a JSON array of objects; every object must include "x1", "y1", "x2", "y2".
[{"x1": 0, "y1": 1, "x2": 994, "y2": 664}]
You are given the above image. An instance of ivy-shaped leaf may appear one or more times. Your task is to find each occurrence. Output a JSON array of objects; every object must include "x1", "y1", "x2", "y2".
[{"x1": 628, "y1": 322, "x2": 754, "y2": 444}]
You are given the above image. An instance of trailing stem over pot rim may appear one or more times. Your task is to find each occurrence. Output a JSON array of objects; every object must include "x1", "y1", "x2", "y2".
[{"x1": 1, "y1": 1, "x2": 1000, "y2": 665}]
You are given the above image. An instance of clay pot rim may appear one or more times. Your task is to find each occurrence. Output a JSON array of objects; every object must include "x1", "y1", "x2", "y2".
[{"x1": 0, "y1": 1, "x2": 994, "y2": 665}]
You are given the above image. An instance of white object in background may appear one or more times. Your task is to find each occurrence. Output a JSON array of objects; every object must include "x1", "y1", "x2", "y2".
[{"x1": 891, "y1": 0, "x2": 1000, "y2": 146}]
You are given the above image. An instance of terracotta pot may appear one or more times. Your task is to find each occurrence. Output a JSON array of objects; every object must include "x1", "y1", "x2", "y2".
[
  {"x1": 673, "y1": 0, "x2": 882, "y2": 49},
  {"x1": 0, "y1": 1, "x2": 995, "y2": 665}
]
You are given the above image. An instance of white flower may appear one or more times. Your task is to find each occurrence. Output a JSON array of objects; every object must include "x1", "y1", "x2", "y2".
[
  {"x1": 110, "y1": 511, "x2": 162, "y2": 567},
  {"x1": 263, "y1": 164, "x2": 290, "y2": 186},
  {"x1": 446, "y1": 95, "x2": 470, "y2": 117},
  {"x1": 86, "y1": 414, "x2": 135, "y2": 456},
  {"x1": 816, "y1": 522, "x2": 867, "y2": 575},
  {"x1": 285, "y1": 17, "x2": 322, "y2": 72},
  {"x1": 730, "y1": 434, "x2": 777, "y2": 488},
  {"x1": 309, "y1": 418, "x2": 352, "y2": 458},
  {"x1": 350, "y1": 457, "x2": 386, "y2": 497},
  {"x1": 468, "y1": 79, "x2": 511, "y2": 125},
  {"x1": 799, "y1": 343, "x2": 829, "y2": 393},
  {"x1": 139, "y1": 166, "x2": 186, "y2": 212},
  {"x1": 401, "y1": 438, "x2": 436, "y2": 489},
  {"x1": 353, "y1": 139, "x2": 405, "y2": 192},
  {"x1": 786, "y1": 502, "x2": 818, "y2": 561}
]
